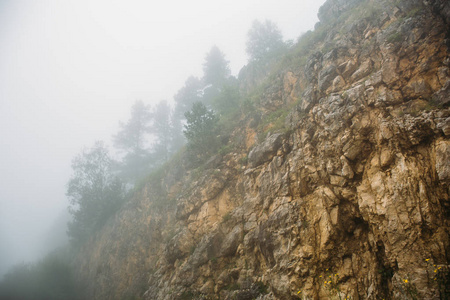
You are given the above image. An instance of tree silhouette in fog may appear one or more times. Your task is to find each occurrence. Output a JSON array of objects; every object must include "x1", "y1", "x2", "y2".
[
  {"x1": 246, "y1": 20, "x2": 285, "y2": 62},
  {"x1": 66, "y1": 142, "x2": 125, "y2": 244},
  {"x1": 183, "y1": 101, "x2": 219, "y2": 164}
]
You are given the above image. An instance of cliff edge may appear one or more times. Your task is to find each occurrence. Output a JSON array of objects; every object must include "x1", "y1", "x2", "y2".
[{"x1": 75, "y1": 0, "x2": 450, "y2": 299}]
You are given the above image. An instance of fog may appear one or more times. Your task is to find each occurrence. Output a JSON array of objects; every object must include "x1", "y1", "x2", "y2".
[{"x1": 0, "y1": 0, "x2": 325, "y2": 277}]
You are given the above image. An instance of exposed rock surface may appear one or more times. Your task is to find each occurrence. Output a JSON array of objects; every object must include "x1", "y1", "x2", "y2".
[
  {"x1": 248, "y1": 133, "x2": 284, "y2": 167},
  {"x1": 74, "y1": 0, "x2": 450, "y2": 299}
]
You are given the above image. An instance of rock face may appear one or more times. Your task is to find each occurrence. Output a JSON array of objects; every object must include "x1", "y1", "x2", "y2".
[
  {"x1": 248, "y1": 133, "x2": 284, "y2": 167},
  {"x1": 74, "y1": 0, "x2": 450, "y2": 299}
]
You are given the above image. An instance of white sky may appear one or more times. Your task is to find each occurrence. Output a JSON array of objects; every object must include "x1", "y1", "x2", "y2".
[{"x1": 0, "y1": 0, "x2": 326, "y2": 276}]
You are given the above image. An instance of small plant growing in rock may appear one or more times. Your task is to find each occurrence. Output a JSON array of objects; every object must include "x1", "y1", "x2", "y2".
[
  {"x1": 222, "y1": 212, "x2": 232, "y2": 223},
  {"x1": 399, "y1": 278, "x2": 418, "y2": 300},
  {"x1": 425, "y1": 258, "x2": 450, "y2": 299},
  {"x1": 395, "y1": 259, "x2": 449, "y2": 299},
  {"x1": 254, "y1": 281, "x2": 268, "y2": 294},
  {"x1": 386, "y1": 32, "x2": 402, "y2": 44},
  {"x1": 295, "y1": 289, "x2": 314, "y2": 300},
  {"x1": 320, "y1": 269, "x2": 350, "y2": 300},
  {"x1": 323, "y1": 272, "x2": 341, "y2": 299},
  {"x1": 301, "y1": 219, "x2": 310, "y2": 229},
  {"x1": 238, "y1": 155, "x2": 248, "y2": 166},
  {"x1": 406, "y1": 7, "x2": 421, "y2": 18},
  {"x1": 434, "y1": 265, "x2": 450, "y2": 298},
  {"x1": 218, "y1": 144, "x2": 233, "y2": 156}
]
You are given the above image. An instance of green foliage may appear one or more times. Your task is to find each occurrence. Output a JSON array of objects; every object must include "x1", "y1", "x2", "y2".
[
  {"x1": 114, "y1": 100, "x2": 151, "y2": 154},
  {"x1": 67, "y1": 142, "x2": 126, "y2": 245},
  {"x1": 179, "y1": 289, "x2": 205, "y2": 300},
  {"x1": 151, "y1": 100, "x2": 173, "y2": 162},
  {"x1": 399, "y1": 278, "x2": 419, "y2": 300},
  {"x1": 257, "y1": 105, "x2": 293, "y2": 139},
  {"x1": 240, "y1": 98, "x2": 256, "y2": 115},
  {"x1": 134, "y1": 163, "x2": 174, "y2": 210},
  {"x1": 222, "y1": 212, "x2": 232, "y2": 223},
  {"x1": 347, "y1": 2, "x2": 382, "y2": 24},
  {"x1": 268, "y1": 109, "x2": 290, "y2": 132},
  {"x1": 264, "y1": 0, "x2": 385, "y2": 80},
  {"x1": 238, "y1": 155, "x2": 248, "y2": 165},
  {"x1": 133, "y1": 144, "x2": 187, "y2": 211},
  {"x1": 246, "y1": 19, "x2": 286, "y2": 62},
  {"x1": 114, "y1": 100, "x2": 153, "y2": 183},
  {"x1": 424, "y1": 259, "x2": 450, "y2": 299},
  {"x1": 387, "y1": 31, "x2": 402, "y2": 44},
  {"x1": 183, "y1": 102, "x2": 220, "y2": 165},
  {"x1": 0, "y1": 253, "x2": 81, "y2": 300},
  {"x1": 211, "y1": 77, "x2": 241, "y2": 116},
  {"x1": 114, "y1": 99, "x2": 182, "y2": 184},
  {"x1": 434, "y1": 266, "x2": 450, "y2": 299},
  {"x1": 203, "y1": 45, "x2": 230, "y2": 87},
  {"x1": 406, "y1": 7, "x2": 421, "y2": 18},
  {"x1": 321, "y1": 269, "x2": 347, "y2": 300},
  {"x1": 226, "y1": 282, "x2": 240, "y2": 291},
  {"x1": 219, "y1": 144, "x2": 233, "y2": 156},
  {"x1": 174, "y1": 76, "x2": 204, "y2": 119},
  {"x1": 254, "y1": 281, "x2": 269, "y2": 294},
  {"x1": 145, "y1": 146, "x2": 184, "y2": 188}
]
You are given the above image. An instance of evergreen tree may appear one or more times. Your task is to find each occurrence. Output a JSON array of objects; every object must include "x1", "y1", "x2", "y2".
[
  {"x1": 172, "y1": 76, "x2": 204, "y2": 151},
  {"x1": 183, "y1": 102, "x2": 219, "y2": 164},
  {"x1": 173, "y1": 76, "x2": 203, "y2": 119},
  {"x1": 202, "y1": 46, "x2": 230, "y2": 87},
  {"x1": 202, "y1": 46, "x2": 231, "y2": 107},
  {"x1": 114, "y1": 100, "x2": 151, "y2": 155},
  {"x1": 211, "y1": 77, "x2": 240, "y2": 116},
  {"x1": 66, "y1": 142, "x2": 125, "y2": 244},
  {"x1": 0, "y1": 253, "x2": 80, "y2": 300},
  {"x1": 113, "y1": 100, "x2": 152, "y2": 182},
  {"x1": 246, "y1": 20, "x2": 285, "y2": 62},
  {"x1": 151, "y1": 100, "x2": 173, "y2": 162}
]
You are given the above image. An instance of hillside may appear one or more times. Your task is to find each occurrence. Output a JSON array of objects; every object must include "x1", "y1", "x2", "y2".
[{"x1": 74, "y1": 0, "x2": 450, "y2": 299}]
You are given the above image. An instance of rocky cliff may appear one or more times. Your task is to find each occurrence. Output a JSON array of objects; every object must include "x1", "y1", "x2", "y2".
[{"x1": 75, "y1": 0, "x2": 450, "y2": 299}]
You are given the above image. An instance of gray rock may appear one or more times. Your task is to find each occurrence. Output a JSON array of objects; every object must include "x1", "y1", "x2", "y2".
[
  {"x1": 220, "y1": 225, "x2": 243, "y2": 257},
  {"x1": 248, "y1": 133, "x2": 284, "y2": 167},
  {"x1": 437, "y1": 117, "x2": 450, "y2": 136},
  {"x1": 436, "y1": 140, "x2": 450, "y2": 182},
  {"x1": 433, "y1": 80, "x2": 450, "y2": 107},
  {"x1": 351, "y1": 59, "x2": 373, "y2": 82},
  {"x1": 318, "y1": 64, "x2": 338, "y2": 92},
  {"x1": 189, "y1": 230, "x2": 224, "y2": 267}
]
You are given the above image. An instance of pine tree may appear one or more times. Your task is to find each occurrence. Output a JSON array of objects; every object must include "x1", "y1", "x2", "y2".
[
  {"x1": 183, "y1": 102, "x2": 219, "y2": 164},
  {"x1": 246, "y1": 20, "x2": 285, "y2": 62},
  {"x1": 113, "y1": 100, "x2": 151, "y2": 155},
  {"x1": 113, "y1": 100, "x2": 152, "y2": 182},
  {"x1": 151, "y1": 100, "x2": 173, "y2": 162},
  {"x1": 66, "y1": 142, "x2": 125, "y2": 244},
  {"x1": 203, "y1": 46, "x2": 230, "y2": 87}
]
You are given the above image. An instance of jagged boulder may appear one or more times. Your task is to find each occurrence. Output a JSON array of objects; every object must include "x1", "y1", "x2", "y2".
[
  {"x1": 248, "y1": 133, "x2": 284, "y2": 167},
  {"x1": 219, "y1": 225, "x2": 243, "y2": 257}
]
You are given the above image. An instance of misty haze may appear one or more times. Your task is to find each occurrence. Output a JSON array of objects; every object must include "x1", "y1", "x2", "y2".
[{"x1": 1, "y1": 0, "x2": 449, "y2": 299}]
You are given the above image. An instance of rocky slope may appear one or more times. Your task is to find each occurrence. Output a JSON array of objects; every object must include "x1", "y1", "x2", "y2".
[{"x1": 74, "y1": 0, "x2": 450, "y2": 299}]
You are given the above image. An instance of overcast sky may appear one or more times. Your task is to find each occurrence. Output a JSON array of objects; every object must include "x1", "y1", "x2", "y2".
[{"x1": 0, "y1": 0, "x2": 326, "y2": 276}]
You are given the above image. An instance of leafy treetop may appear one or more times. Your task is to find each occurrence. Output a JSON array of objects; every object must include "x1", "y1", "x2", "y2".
[
  {"x1": 203, "y1": 45, "x2": 230, "y2": 87},
  {"x1": 183, "y1": 102, "x2": 219, "y2": 164},
  {"x1": 66, "y1": 142, "x2": 125, "y2": 244},
  {"x1": 246, "y1": 19, "x2": 285, "y2": 62},
  {"x1": 113, "y1": 100, "x2": 152, "y2": 155}
]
